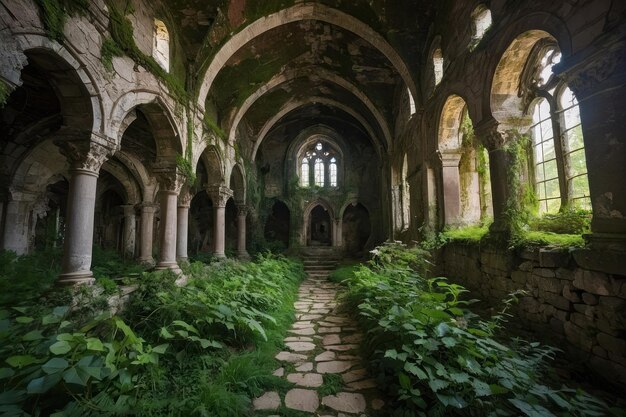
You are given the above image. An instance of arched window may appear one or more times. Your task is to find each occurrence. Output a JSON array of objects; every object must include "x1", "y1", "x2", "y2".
[
  {"x1": 471, "y1": 5, "x2": 492, "y2": 47},
  {"x1": 527, "y1": 45, "x2": 590, "y2": 213},
  {"x1": 408, "y1": 88, "x2": 416, "y2": 115},
  {"x1": 329, "y1": 158, "x2": 338, "y2": 187},
  {"x1": 301, "y1": 158, "x2": 309, "y2": 187},
  {"x1": 433, "y1": 48, "x2": 444, "y2": 86},
  {"x1": 314, "y1": 158, "x2": 324, "y2": 187},
  {"x1": 153, "y1": 19, "x2": 170, "y2": 72},
  {"x1": 298, "y1": 140, "x2": 340, "y2": 188}
]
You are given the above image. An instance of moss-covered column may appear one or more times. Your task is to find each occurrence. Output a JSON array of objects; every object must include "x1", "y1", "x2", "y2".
[
  {"x1": 121, "y1": 204, "x2": 136, "y2": 259},
  {"x1": 154, "y1": 167, "x2": 183, "y2": 275},
  {"x1": 558, "y1": 40, "x2": 626, "y2": 251},
  {"x1": 137, "y1": 203, "x2": 157, "y2": 265},
  {"x1": 176, "y1": 189, "x2": 191, "y2": 263},
  {"x1": 207, "y1": 185, "x2": 233, "y2": 258},
  {"x1": 236, "y1": 204, "x2": 250, "y2": 259},
  {"x1": 54, "y1": 131, "x2": 116, "y2": 286},
  {"x1": 475, "y1": 118, "x2": 513, "y2": 234},
  {"x1": 440, "y1": 151, "x2": 462, "y2": 226}
]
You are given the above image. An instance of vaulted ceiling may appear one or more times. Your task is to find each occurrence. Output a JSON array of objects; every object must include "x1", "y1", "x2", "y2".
[{"x1": 167, "y1": 0, "x2": 436, "y2": 157}]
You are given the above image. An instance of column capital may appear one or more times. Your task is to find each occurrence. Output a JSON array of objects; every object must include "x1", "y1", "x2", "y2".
[
  {"x1": 136, "y1": 201, "x2": 158, "y2": 212},
  {"x1": 120, "y1": 204, "x2": 137, "y2": 217},
  {"x1": 154, "y1": 165, "x2": 185, "y2": 194},
  {"x1": 53, "y1": 128, "x2": 117, "y2": 173},
  {"x1": 236, "y1": 204, "x2": 249, "y2": 217},
  {"x1": 178, "y1": 187, "x2": 192, "y2": 208},
  {"x1": 474, "y1": 117, "x2": 507, "y2": 150},
  {"x1": 206, "y1": 185, "x2": 233, "y2": 208},
  {"x1": 440, "y1": 151, "x2": 462, "y2": 168}
]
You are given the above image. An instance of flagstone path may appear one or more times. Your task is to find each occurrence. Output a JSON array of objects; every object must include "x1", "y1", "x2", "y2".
[{"x1": 253, "y1": 272, "x2": 385, "y2": 416}]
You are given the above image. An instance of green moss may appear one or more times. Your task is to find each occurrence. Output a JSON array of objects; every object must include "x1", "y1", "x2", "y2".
[
  {"x1": 106, "y1": 1, "x2": 188, "y2": 104},
  {"x1": 516, "y1": 231, "x2": 585, "y2": 248},
  {"x1": 100, "y1": 37, "x2": 123, "y2": 72},
  {"x1": 34, "y1": 0, "x2": 89, "y2": 41},
  {"x1": 0, "y1": 79, "x2": 10, "y2": 109},
  {"x1": 529, "y1": 209, "x2": 591, "y2": 235},
  {"x1": 203, "y1": 113, "x2": 227, "y2": 141},
  {"x1": 442, "y1": 224, "x2": 490, "y2": 244},
  {"x1": 176, "y1": 154, "x2": 196, "y2": 188}
]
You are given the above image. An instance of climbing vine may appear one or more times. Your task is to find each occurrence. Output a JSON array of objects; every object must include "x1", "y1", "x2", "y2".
[
  {"x1": 0, "y1": 79, "x2": 10, "y2": 109},
  {"x1": 33, "y1": 0, "x2": 89, "y2": 41}
]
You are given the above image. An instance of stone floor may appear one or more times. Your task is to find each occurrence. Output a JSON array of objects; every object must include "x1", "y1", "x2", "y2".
[{"x1": 252, "y1": 274, "x2": 385, "y2": 416}]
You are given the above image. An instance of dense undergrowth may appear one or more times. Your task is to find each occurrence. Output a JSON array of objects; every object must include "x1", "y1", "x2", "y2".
[
  {"x1": 333, "y1": 243, "x2": 624, "y2": 417},
  {"x1": 0, "y1": 252, "x2": 304, "y2": 416}
]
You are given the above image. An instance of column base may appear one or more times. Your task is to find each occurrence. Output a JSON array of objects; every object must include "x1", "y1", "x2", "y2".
[
  {"x1": 155, "y1": 261, "x2": 182, "y2": 275},
  {"x1": 57, "y1": 271, "x2": 95, "y2": 286},
  {"x1": 237, "y1": 251, "x2": 251, "y2": 260},
  {"x1": 213, "y1": 252, "x2": 227, "y2": 259},
  {"x1": 138, "y1": 257, "x2": 156, "y2": 268}
]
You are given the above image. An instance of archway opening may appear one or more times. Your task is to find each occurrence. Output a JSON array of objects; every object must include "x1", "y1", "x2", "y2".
[
  {"x1": 308, "y1": 205, "x2": 331, "y2": 246},
  {"x1": 33, "y1": 179, "x2": 69, "y2": 251},
  {"x1": 264, "y1": 200, "x2": 290, "y2": 251},
  {"x1": 225, "y1": 198, "x2": 238, "y2": 255},
  {"x1": 189, "y1": 192, "x2": 214, "y2": 257},
  {"x1": 342, "y1": 203, "x2": 371, "y2": 257}
]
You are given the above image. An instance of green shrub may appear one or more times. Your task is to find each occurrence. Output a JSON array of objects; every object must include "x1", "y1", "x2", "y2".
[
  {"x1": 0, "y1": 249, "x2": 61, "y2": 305},
  {"x1": 341, "y1": 242, "x2": 621, "y2": 416},
  {"x1": 328, "y1": 264, "x2": 358, "y2": 283},
  {"x1": 529, "y1": 209, "x2": 591, "y2": 235}
]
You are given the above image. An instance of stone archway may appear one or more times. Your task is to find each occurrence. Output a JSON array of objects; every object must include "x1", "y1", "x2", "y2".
[
  {"x1": 264, "y1": 200, "x2": 290, "y2": 251},
  {"x1": 308, "y1": 205, "x2": 332, "y2": 247},
  {"x1": 342, "y1": 203, "x2": 371, "y2": 256}
]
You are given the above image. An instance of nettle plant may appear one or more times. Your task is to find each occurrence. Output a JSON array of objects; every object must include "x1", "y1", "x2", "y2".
[{"x1": 342, "y1": 242, "x2": 620, "y2": 417}]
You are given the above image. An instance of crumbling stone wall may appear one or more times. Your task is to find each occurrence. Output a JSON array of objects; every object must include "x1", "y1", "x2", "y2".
[{"x1": 442, "y1": 242, "x2": 626, "y2": 387}]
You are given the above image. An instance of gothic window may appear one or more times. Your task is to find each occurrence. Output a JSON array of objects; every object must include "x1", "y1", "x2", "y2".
[
  {"x1": 301, "y1": 158, "x2": 309, "y2": 187},
  {"x1": 314, "y1": 158, "x2": 324, "y2": 187},
  {"x1": 471, "y1": 5, "x2": 491, "y2": 46},
  {"x1": 433, "y1": 48, "x2": 444, "y2": 86},
  {"x1": 153, "y1": 19, "x2": 170, "y2": 72},
  {"x1": 408, "y1": 88, "x2": 416, "y2": 115},
  {"x1": 298, "y1": 141, "x2": 340, "y2": 188},
  {"x1": 329, "y1": 158, "x2": 337, "y2": 187},
  {"x1": 527, "y1": 45, "x2": 590, "y2": 213}
]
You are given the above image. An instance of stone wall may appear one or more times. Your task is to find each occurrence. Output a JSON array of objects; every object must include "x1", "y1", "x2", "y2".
[{"x1": 441, "y1": 242, "x2": 626, "y2": 387}]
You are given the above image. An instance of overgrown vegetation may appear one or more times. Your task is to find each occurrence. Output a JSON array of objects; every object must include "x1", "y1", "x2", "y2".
[
  {"x1": 33, "y1": 0, "x2": 89, "y2": 41},
  {"x1": 0, "y1": 252, "x2": 304, "y2": 416},
  {"x1": 0, "y1": 79, "x2": 10, "y2": 109},
  {"x1": 339, "y1": 242, "x2": 623, "y2": 416}
]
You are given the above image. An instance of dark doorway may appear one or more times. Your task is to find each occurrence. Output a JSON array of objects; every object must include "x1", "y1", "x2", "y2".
[
  {"x1": 225, "y1": 198, "x2": 237, "y2": 254},
  {"x1": 309, "y1": 205, "x2": 331, "y2": 246},
  {"x1": 264, "y1": 200, "x2": 290, "y2": 250},
  {"x1": 342, "y1": 203, "x2": 371, "y2": 256},
  {"x1": 189, "y1": 192, "x2": 214, "y2": 255}
]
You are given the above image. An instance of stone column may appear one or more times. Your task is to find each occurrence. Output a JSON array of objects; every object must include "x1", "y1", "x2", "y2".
[
  {"x1": 440, "y1": 151, "x2": 462, "y2": 226},
  {"x1": 207, "y1": 185, "x2": 233, "y2": 258},
  {"x1": 1, "y1": 190, "x2": 37, "y2": 255},
  {"x1": 236, "y1": 204, "x2": 250, "y2": 259},
  {"x1": 121, "y1": 205, "x2": 136, "y2": 259},
  {"x1": 54, "y1": 131, "x2": 115, "y2": 285},
  {"x1": 333, "y1": 218, "x2": 342, "y2": 247},
  {"x1": 475, "y1": 118, "x2": 511, "y2": 233},
  {"x1": 137, "y1": 203, "x2": 157, "y2": 265},
  {"x1": 154, "y1": 168, "x2": 183, "y2": 274},
  {"x1": 558, "y1": 43, "x2": 626, "y2": 251},
  {"x1": 176, "y1": 189, "x2": 192, "y2": 262}
]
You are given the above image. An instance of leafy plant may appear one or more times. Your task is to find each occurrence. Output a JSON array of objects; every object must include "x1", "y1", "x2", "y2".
[
  {"x1": 340, "y1": 242, "x2": 622, "y2": 416},
  {"x1": 529, "y1": 209, "x2": 591, "y2": 235}
]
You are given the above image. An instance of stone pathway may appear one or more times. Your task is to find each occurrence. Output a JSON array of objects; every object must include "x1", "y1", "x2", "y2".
[{"x1": 253, "y1": 273, "x2": 385, "y2": 416}]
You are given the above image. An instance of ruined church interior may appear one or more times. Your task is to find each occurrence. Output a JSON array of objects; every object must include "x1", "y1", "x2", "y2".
[{"x1": 1, "y1": 0, "x2": 625, "y2": 415}]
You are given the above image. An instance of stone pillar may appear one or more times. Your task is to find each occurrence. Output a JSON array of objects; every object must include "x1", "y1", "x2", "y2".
[
  {"x1": 138, "y1": 203, "x2": 157, "y2": 265},
  {"x1": 207, "y1": 185, "x2": 233, "y2": 258},
  {"x1": 558, "y1": 42, "x2": 626, "y2": 250},
  {"x1": 236, "y1": 204, "x2": 250, "y2": 259},
  {"x1": 176, "y1": 189, "x2": 191, "y2": 262},
  {"x1": 475, "y1": 118, "x2": 511, "y2": 233},
  {"x1": 154, "y1": 168, "x2": 184, "y2": 274},
  {"x1": 440, "y1": 152, "x2": 462, "y2": 226},
  {"x1": 54, "y1": 130, "x2": 115, "y2": 285},
  {"x1": 333, "y1": 218, "x2": 342, "y2": 247},
  {"x1": 121, "y1": 205, "x2": 136, "y2": 259},
  {"x1": 1, "y1": 190, "x2": 36, "y2": 255}
]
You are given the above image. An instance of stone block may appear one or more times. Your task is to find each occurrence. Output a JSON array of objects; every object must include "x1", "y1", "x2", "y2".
[
  {"x1": 534, "y1": 268, "x2": 556, "y2": 278},
  {"x1": 549, "y1": 317, "x2": 565, "y2": 334},
  {"x1": 572, "y1": 269, "x2": 613, "y2": 296},
  {"x1": 556, "y1": 268, "x2": 575, "y2": 281},
  {"x1": 597, "y1": 332, "x2": 626, "y2": 355},
  {"x1": 519, "y1": 248, "x2": 539, "y2": 261},
  {"x1": 570, "y1": 312, "x2": 592, "y2": 328},
  {"x1": 563, "y1": 284, "x2": 582, "y2": 303},
  {"x1": 572, "y1": 248, "x2": 626, "y2": 276},
  {"x1": 544, "y1": 293, "x2": 571, "y2": 311},
  {"x1": 518, "y1": 261, "x2": 535, "y2": 272},
  {"x1": 581, "y1": 292, "x2": 599, "y2": 306},
  {"x1": 592, "y1": 345, "x2": 608, "y2": 359},
  {"x1": 536, "y1": 276, "x2": 562, "y2": 294},
  {"x1": 564, "y1": 321, "x2": 593, "y2": 352},
  {"x1": 539, "y1": 249, "x2": 571, "y2": 268},
  {"x1": 589, "y1": 355, "x2": 626, "y2": 386}
]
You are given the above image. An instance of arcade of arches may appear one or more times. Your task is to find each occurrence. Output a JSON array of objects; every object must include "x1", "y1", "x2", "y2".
[{"x1": 1, "y1": 0, "x2": 626, "y2": 393}]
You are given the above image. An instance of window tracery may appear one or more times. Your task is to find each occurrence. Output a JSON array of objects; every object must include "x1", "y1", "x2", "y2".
[{"x1": 298, "y1": 141, "x2": 340, "y2": 188}]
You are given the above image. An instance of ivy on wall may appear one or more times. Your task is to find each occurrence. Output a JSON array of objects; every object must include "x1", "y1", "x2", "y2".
[
  {"x1": 34, "y1": 0, "x2": 89, "y2": 41},
  {"x1": 0, "y1": 79, "x2": 9, "y2": 108}
]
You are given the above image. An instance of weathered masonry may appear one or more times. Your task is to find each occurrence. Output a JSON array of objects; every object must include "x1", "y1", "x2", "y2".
[{"x1": 1, "y1": 0, "x2": 625, "y2": 388}]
